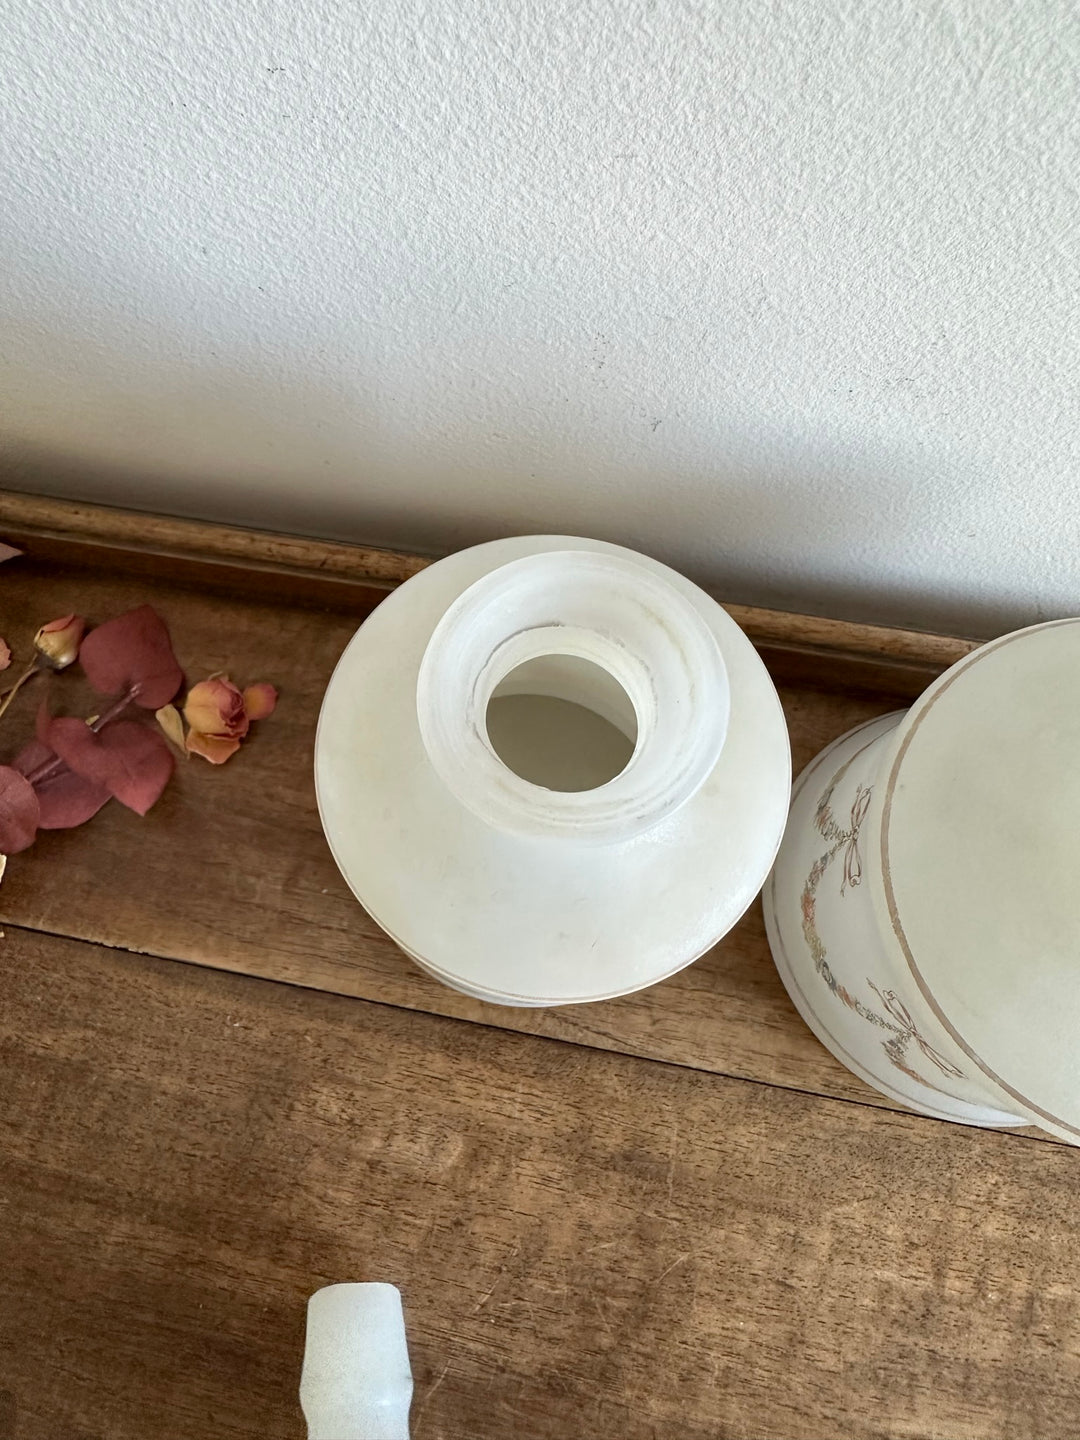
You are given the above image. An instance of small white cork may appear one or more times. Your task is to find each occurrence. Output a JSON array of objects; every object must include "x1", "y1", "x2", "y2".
[{"x1": 300, "y1": 1283, "x2": 413, "y2": 1440}]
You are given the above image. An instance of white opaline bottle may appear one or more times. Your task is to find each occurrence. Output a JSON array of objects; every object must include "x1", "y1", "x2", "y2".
[
  {"x1": 317, "y1": 536, "x2": 791, "y2": 1006},
  {"x1": 764, "y1": 618, "x2": 1080, "y2": 1144}
]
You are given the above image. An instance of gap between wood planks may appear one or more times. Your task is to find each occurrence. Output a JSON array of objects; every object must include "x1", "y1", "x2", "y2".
[{"x1": 0, "y1": 915, "x2": 1057, "y2": 1150}]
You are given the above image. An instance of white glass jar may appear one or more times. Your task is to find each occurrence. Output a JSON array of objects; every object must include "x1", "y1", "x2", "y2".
[
  {"x1": 764, "y1": 619, "x2": 1080, "y2": 1143},
  {"x1": 317, "y1": 536, "x2": 791, "y2": 1006}
]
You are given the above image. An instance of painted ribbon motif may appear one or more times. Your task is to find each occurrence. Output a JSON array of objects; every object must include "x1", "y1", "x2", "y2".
[
  {"x1": 801, "y1": 751, "x2": 969, "y2": 1093},
  {"x1": 867, "y1": 981, "x2": 964, "y2": 1078},
  {"x1": 840, "y1": 784, "x2": 872, "y2": 895}
]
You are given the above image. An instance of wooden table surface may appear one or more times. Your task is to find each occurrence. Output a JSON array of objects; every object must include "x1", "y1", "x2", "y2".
[{"x1": 0, "y1": 530, "x2": 1077, "y2": 1439}]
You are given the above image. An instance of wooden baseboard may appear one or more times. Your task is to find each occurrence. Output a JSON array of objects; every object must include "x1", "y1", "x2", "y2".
[{"x1": 0, "y1": 488, "x2": 978, "y2": 694}]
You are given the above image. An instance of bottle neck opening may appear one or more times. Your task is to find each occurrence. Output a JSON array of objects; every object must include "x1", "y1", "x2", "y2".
[{"x1": 416, "y1": 550, "x2": 729, "y2": 844}]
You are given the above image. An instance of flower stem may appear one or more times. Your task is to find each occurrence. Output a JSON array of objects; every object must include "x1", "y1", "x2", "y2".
[
  {"x1": 0, "y1": 661, "x2": 39, "y2": 722},
  {"x1": 24, "y1": 688, "x2": 139, "y2": 787}
]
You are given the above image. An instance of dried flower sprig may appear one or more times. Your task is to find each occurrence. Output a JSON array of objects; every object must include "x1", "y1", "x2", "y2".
[
  {"x1": 0, "y1": 602, "x2": 277, "y2": 862},
  {"x1": 0, "y1": 613, "x2": 87, "y2": 725},
  {"x1": 0, "y1": 606, "x2": 181, "y2": 853}
]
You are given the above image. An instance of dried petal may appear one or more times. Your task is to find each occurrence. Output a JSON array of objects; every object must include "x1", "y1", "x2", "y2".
[
  {"x1": 186, "y1": 729, "x2": 242, "y2": 764},
  {"x1": 79, "y1": 605, "x2": 183, "y2": 709},
  {"x1": 14, "y1": 739, "x2": 113, "y2": 829},
  {"x1": 242, "y1": 682, "x2": 278, "y2": 721},
  {"x1": 0, "y1": 765, "x2": 40, "y2": 853},
  {"x1": 44, "y1": 716, "x2": 174, "y2": 815},
  {"x1": 34, "y1": 613, "x2": 86, "y2": 670},
  {"x1": 155, "y1": 703, "x2": 188, "y2": 756},
  {"x1": 0, "y1": 543, "x2": 21, "y2": 564},
  {"x1": 184, "y1": 678, "x2": 249, "y2": 739},
  {"x1": 0, "y1": 637, "x2": 10, "y2": 671}
]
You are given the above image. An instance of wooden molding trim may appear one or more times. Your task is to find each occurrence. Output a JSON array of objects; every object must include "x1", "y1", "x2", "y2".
[
  {"x1": 0, "y1": 488, "x2": 432, "y2": 587},
  {"x1": 0, "y1": 488, "x2": 978, "y2": 675}
]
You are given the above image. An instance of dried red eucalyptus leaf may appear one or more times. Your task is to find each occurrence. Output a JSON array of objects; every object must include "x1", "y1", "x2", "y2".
[
  {"x1": 79, "y1": 605, "x2": 183, "y2": 709},
  {"x1": 14, "y1": 740, "x2": 112, "y2": 830},
  {"x1": 43, "y1": 716, "x2": 174, "y2": 816},
  {"x1": 0, "y1": 764, "x2": 40, "y2": 852},
  {"x1": 0, "y1": 542, "x2": 21, "y2": 564},
  {"x1": 0, "y1": 637, "x2": 10, "y2": 671},
  {"x1": 38, "y1": 772, "x2": 113, "y2": 829},
  {"x1": 13, "y1": 738, "x2": 50, "y2": 780},
  {"x1": 34, "y1": 700, "x2": 52, "y2": 746}
]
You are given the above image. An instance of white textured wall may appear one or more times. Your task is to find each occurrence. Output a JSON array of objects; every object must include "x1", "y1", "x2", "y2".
[{"x1": 2, "y1": 0, "x2": 1078, "y2": 633}]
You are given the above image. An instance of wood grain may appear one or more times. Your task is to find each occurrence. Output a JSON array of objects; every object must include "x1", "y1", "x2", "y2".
[
  {"x1": 0, "y1": 554, "x2": 955, "y2": 1127},
  {"x1": 1, "y1": 925, "x2": 1077, "y2": 1440}
]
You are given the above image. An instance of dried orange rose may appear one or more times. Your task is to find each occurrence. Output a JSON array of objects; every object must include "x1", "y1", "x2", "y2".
[
  {"x1": 185, "y1": 677, "x2": 249, "y2": 739},
  {"x1": 184, "y1": 676, "x2": 277, "y2": 764},
  {"x1": 34, "y1": 614, "x2": 86, "y2": 670}
]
